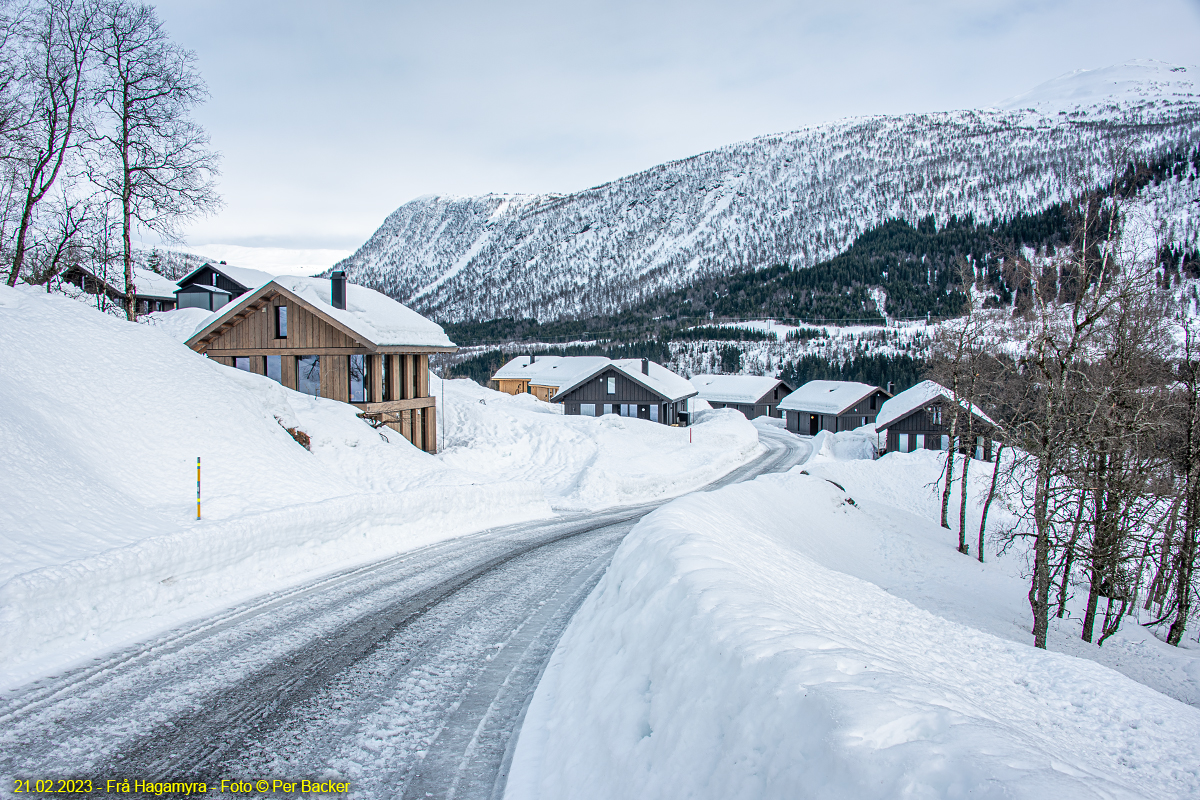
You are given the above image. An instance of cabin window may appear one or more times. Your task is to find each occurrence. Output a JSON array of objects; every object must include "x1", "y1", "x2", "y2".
[
  {"x1": 296, "y1": 355, "x2": 320, "y2": 396},
  {"x1": 349, "y1": 355, "x2": 370, "y2": 403},
  {"x1": 234, "y1": 357, "x2": 250, "y2": 371},
  {"x1": 928, "y1": 405, "x2": 942, "y2": 425},
  {"x1": 607, "y1": 376, "x2": 616, "y2": 394},
  {"x1": 266, "y1": 355, "x2": 282, "y2": 383},
  {"x1": 940, "y1": 435, "x2": 950, "y2": 451},
  {"x1": 581, "y1": 403, "x2": 596, "y2": 416},
  {"x1": 602, "y1": 404, "x2": 614, "y2": 415},
  {"x1": 382, "y1": 355, "x2": 392, "y2": 401},
  {"x1": 870, "y1": 395, "x2": 877, "y2": 410},
  {"x1": 650, "y1": 405, "x2": 660, "y2": 422},
  {"x1": 275, "y1": 305, "x2": 288, "y2": 338},
  {"x1": 915, "y1": 434, "x2": 925, "y2": 450},
  {"x1": 898, "y1": 433, "x2": 909, "y2": 452},
  {"x1": 975, "y1": 436, "x2": 985, "y2": 460}
]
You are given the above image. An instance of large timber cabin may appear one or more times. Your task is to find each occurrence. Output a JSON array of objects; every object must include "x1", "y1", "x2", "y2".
[
  {"x1": 778, "y1": 380, "x2": 892, "y2": 435},
  {"x1": 690, "y1": 375, "x2": 794, "y2": 419},
  {"x1": 185, "y1": 271, "x2": 457, "y2": 452},
  {"x1": 491, "y1": 355, "x2": 612, "y2": 402},
  {"x1": 875, "y1": 380, "x2": 1000, "y2": 461}
]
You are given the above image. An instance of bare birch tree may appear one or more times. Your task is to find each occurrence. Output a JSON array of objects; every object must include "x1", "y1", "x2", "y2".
[{"x1": 88, "y1": 0, "x2": 217, "y2": 320}]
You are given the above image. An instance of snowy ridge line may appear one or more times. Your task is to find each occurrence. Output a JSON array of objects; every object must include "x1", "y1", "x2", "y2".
[{"x1": 0, "y1": 483, "x2": 551, "y2": 675}]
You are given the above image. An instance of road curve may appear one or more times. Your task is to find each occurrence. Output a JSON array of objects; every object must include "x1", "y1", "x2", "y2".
[{"x1": 0, "y1": 426, "x2": 809, "y2": 799}]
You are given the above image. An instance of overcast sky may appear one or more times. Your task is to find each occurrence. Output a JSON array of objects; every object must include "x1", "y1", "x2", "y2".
[{"x1": 149, "y1": 0, "x2": 1200, "y2": 271}]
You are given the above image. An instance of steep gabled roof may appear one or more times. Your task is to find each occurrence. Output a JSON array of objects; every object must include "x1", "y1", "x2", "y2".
[
  {"x1": 548, "y1": 358, "x2": 697, "y2": 403},
  {"x1": 778, "y1": 380, "x2": 883, "y2": 415},
  {"x1": 492, "y1": 355, "x2": 611, "y2": 390},
  {"x1": 176, "y1": 263, "x2": 275, "y2": 292},
  {"x1": 185, "y1": 277, "x2": 456, "y2": 351},
  {"x1": 875, "y1": 380, "x2": 998, "y2": 430},
  {"x1": 690, "y1": 374, "x2": 791, "y2": 405}
]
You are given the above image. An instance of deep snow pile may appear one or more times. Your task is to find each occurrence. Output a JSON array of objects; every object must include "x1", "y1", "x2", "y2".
[
  {"x1": 507, "y1": 455, "x2": 1200, "y2": 799},
  {"x1": 434, "y1": 377, "x2": 761, "y2": 510},
  {"x1": 0, "y1": 286, "x2": 762, "y2": 685}
]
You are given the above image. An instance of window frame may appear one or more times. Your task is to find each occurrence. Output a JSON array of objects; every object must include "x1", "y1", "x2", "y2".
[{"x1": 275, "y1": 304, "x2": 288, "y2": 339}]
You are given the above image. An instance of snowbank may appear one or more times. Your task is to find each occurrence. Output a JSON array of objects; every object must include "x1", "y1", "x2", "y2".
[
  {"x1": 508, "y1": 467, "x2": 1200, "y2": 799},
  {"x1": 807, "y1": 425, "x2": 878, "y2": 463},
  {"x1": 434, "y1": 377, "x2": 762, "y2": 510}
]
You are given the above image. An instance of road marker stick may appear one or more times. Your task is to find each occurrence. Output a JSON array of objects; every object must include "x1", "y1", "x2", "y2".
[{"x1": 196, "y1": 457, "x2": 201, "y2": 520}]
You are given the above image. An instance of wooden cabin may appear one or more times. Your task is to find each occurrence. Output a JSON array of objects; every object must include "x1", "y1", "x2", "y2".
[
  {"x1": 553, "y1": 358, "x2": 697, "y2": 425},
  {"x1": 59, "y1": 265, "x2": 179, "y2": 313},
  {"x1": 491, "y1": 355, "x2": 612, "y2": 402},
  {"x1": 875, "y1": 380, "x2": 1000, "y2": 461},
  {"x1": 778, "y1": 380, "x2": 891, "y2": 435},
  {"x1": 185, "y1": 271, "x2": 457, "y2": 452},
  {"x1": 690, "y1": 375, "x2": 794, "y2": 419},
  {"x1": 175, "y1": 262, "x2": 275, "y2": 312}
]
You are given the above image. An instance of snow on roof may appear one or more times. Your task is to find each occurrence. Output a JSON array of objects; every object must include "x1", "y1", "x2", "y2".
[
  {"x1": 273, "y1": 276, "x2": 454, "y2": 348},
  {"x1": 177, "y1": 262, "x2": 275, "y2": 291},
  {"x1": 176, "y1": 282, "x2": 231, "y2": 294},
  {"x1": 131, "y1": 268, "x2": 179, "y2": 299},
  {"x1": 493, "y1": 355, "x2": 611, "y2": 389},
  {"x1": 691, "y1": 374, "x2": 786, "y2": 405},
  {"x1": 778, "y1": 380, "x2": 880, "y2": 414},
  {"x1": 875, "y1": 379, "x2": 998, "y2": 431},
  {"x1": 190, "y1": 277, "x2": 455, "y2": 349},
  {"x1": 610, "y1": 359, "x2": 697, "y2": 403}
]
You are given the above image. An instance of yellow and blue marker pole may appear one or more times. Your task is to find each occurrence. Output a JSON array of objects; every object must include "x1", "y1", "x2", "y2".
[{"x1": 196, "y1": 457, "x2": 201, "y2": 520}]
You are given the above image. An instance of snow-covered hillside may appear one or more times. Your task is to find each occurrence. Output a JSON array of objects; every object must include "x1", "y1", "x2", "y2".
[
  {"x1": 508, "y1": 446, "x2": 1200, "y2": 800},
  {"x1": 0, "y1": 287, "x2": 759, "y2": 685},
  {"x1": 337, "y1": 61, "x2": 1200, "y2": 323}
]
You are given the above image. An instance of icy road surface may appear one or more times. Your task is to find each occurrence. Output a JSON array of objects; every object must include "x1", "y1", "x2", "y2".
[{"x1": 0, "y1": 426, "x2": 809, "y2": 798}]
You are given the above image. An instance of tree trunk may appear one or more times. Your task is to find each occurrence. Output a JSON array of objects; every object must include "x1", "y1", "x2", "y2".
[
  {"x1": 958, "y1": 441, "x2": 972, "y2": 554},
  {"x1": 1031, "y1": 454, "x2": 1053, "y2": 649},
  {"x1": 977, "y1": 443, "x2": 1004, "y2": 563},
  {"x1": 1057, "y1": 488, "x2": 1088, "y2": 618}
]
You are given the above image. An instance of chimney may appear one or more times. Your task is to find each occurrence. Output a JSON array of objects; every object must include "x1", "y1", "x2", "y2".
[
  {"x1": 641, "y1": 358, "x2": 649, "y2": 375},
  {"x1": 529, "y1": 353, "x2": 535, "y2": 364},
  {"x1": 331, "y1": 270, "x2": 346, "y2": 310},
  {"x1": 887, "y1": 381, "x2": 895, "y2": 395}
]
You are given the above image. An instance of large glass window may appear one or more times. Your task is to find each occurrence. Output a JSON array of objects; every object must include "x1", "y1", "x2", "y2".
[
  {"x1": 650, "y1": 405, "x2": 659, "y2": 422},
  {"x1": 349, "y1": 354, "x2": 370, "y2": 402},
  {"x1": 234, "y1": 357, "x2": 250, "y2": 371},
  {"x1": 580, "y1": 403, "x2": 596, "y2": 416},
  {"x1": 275, "y1": 305, "x2": 288, "y2": 338},
  {"x1": 297, "y1": 355, "x2": 320, "y2": 396},
  {"x1": 607, "y1": 376, "x2": 616, "y2": 394},
  {"x1": 382, "y1": 355, "x2": 392, "y2": 401},
  {"x1": 915, "y1": 434, "x2": 925, "y2": 450},
  {"x1": 266, "y1": 355, "x2": 282, "y2": 383},
  {"x1": 898, "y1": 433, "x2": 909, "y2": 452}
]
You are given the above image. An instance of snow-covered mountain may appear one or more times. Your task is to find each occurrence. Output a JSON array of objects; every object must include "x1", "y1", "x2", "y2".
[{"x1": 337, "y1": 61, "x2": 1200, "y2": 324}]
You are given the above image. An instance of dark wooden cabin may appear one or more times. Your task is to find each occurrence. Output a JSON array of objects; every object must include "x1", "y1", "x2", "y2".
[
  {"x1": 185, "y1": 272, "x2": 457, "y2": 453},
  {"x1": 59, "y1": 265, "x2": 178, "y2": 314},
  {"x1": 553, "y1": 358, "x2": 697, "y2": 424},
  {"x1": 175, "y1": 263, "x2": 275, "y2": 312},
  {"x1": 778, "y1": 380, "x2": 891, "y2": 435},
  {"x1": 876, "y1": 380, "x2": 1000, "y2": 461}
]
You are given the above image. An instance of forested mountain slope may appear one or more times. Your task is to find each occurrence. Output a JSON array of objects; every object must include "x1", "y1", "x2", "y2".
[{"x1": 337, "y1": 60, "x2": 1200, "y2": 324}]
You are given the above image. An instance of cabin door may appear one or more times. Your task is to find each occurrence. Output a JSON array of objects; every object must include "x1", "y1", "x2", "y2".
[{"x1": 809, "y1": 414, "x2": 819, "y2": 435}]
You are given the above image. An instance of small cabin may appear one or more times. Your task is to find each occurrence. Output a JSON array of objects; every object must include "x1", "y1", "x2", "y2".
[
  {"x1": 175, "y1": 263, "x2": 275, "y2": 312},
  {"x1": 491, "y1": 355, "x2": 611, "y2": 402},
  {"x1": 185, "y1": 271, "x2": 457, "y2": 452},
  {"x1": 690, "y1": 375, "x2": 794, "y2": 419},
  {"x1": 59, "y1": 265, "x2": 179, "y2": 314},
  {"x1": 875, "y1": 380, "x2": 1000, "y2": 461},
  {"x1": 552, "y1": 358, "x2": 697, "y2": 424},
  {"x1": 778, "y1": 380, "x2": 892, "y2": 435}
]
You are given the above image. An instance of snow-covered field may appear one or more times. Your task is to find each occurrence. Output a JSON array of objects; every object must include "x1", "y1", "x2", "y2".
[
  {"x1": 0, "y1": 286, "x2": 759, "y2": 687},
  {"x1": 508, "y1": 447, "x2": 1200, "y2": 799}
]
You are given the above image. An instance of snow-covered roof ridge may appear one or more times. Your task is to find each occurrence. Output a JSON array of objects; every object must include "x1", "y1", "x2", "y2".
[
  {"x1": 875, "y1": 379, "x2": 997, "y2": 431},
  {"x1": 131, "y1": 268, "x2": 178, "y2": 299},
  {"x1": 493, "y1": 355, "x2": 611, "y2": 390},
  {"x1": 188, "y1": 277, "x2": 456, "y2": 350},
  {"x1": 543, "y1": 358, "x2": 697, "y2": 403},
  {"x1": 691, "y1": 374, "x2": 787, "y2": 404},
  {"x1": 177, "y1": 262, "x2": 276, "y2": 291},
  {"x1": 611, "y1": 359, "x2": 697, "y2": 403},
  {"x1": 778, "y1": 380, "x2": 881, "y2": 415}
]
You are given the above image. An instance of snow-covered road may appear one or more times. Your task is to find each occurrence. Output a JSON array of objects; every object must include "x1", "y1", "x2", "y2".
[{"x1": 0, "y1": 426, "x2": 809, "y2": 798}]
